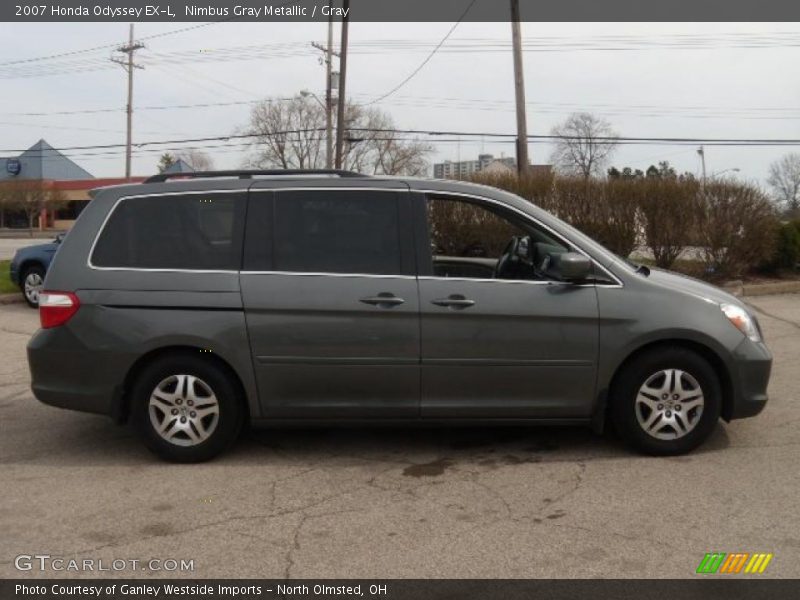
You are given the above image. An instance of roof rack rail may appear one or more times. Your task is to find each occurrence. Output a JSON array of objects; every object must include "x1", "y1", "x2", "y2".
[{"x1": 143, "y1": 169, "x2": 367, "y2": 184}]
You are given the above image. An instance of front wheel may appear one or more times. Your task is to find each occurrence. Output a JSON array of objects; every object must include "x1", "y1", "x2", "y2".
[
  {"x1": 610, "y1": 347, "x2": 722, "y2": 455},
  {"x1": 131, "y1": 355, "x2": 244, "y2": 462}
]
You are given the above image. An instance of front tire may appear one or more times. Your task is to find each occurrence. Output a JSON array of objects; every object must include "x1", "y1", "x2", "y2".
[
  {"x1": 610, "y1": 347, "x2": 721, "y2": 455},
  {"x1": 21, "y1": 265, "x2": 45, "y2": 308},
  {"x1": 131, "y1": 355, "x2": 244, "y2": 462}
]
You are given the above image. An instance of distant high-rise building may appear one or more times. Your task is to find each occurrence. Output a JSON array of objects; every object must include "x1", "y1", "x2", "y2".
[{"x1": 433, "y1": 153, "x2": 549, "y2": 179}]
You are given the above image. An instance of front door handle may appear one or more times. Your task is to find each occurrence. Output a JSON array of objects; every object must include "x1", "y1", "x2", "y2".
[
  {"x1": 359, "y1": 293, "x2": 405, "y2": 308},
  {"x1": 431, "y1": 295, "x2": 476, "y2": 309}
]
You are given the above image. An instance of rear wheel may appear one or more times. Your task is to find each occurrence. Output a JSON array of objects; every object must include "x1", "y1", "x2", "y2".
[
  {"x1": 132, "y1": 355, "x2": 244, "y2": 462},
  {"x1": 21, "y1": 265, "x2": 45, "y2": 308},
  {"x1": 610, "y1": 347, "x2": 721, "y2": 455}
]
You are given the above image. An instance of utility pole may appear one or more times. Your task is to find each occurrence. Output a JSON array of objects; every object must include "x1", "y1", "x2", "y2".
[
  {"x1": 311, "y1": 18, "x2": 340, "y2": 169},
  {"x1": 510, "y1": 0, "x2": 529, "y2": 176},
  {"x1": 335, "y1": 0, "x2": 350, "y2": 170},
  {"x1": 697, "y1": 145, "x2": 707, "y2": 186},
  {"x1": 111, "y1": 24, "x2": 144, "y2": 180},
  {"x1": 325, "y1": 16, "x2": 334, "y2": 169}
]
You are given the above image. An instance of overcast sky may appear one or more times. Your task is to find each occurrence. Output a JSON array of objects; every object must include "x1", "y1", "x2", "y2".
[{"x1": 0, "y1": 21, "x2": 798, "y2": 184}]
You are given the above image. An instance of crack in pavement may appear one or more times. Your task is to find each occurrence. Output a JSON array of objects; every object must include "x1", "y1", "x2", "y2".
[
  {"x1": 545, "y1": 520, "x2": 687, "y2": 552},
  {"x1": 0, "y1": 326, "x2": 33, "y2": 337},
  {"x1": 747, "y1": 302, "x2": 800, "y2": 331},
  {"x1": 438, "y1": 461, "x2": 588, "y2": 552},
  {"x1": 283, "y1": 514, "x2": 309, "y2": 579}
]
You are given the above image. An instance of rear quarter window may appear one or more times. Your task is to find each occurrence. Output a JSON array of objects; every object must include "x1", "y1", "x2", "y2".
[{"x1": 91, "y1": 193, "x2": 245, "y2": 270}]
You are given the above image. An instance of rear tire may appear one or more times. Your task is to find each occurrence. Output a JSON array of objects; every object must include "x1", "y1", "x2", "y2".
[
  {"x1": 131, "y1": 354, "x2": 244, "y2": 462},
  {"x1": 610, "y1": 346, "x2": 721, "y2": 455},
  {"x1": 21, "y1": 265, "x2": 45, "y2": 308}
]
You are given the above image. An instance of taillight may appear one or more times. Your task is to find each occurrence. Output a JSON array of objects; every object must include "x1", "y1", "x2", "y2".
[{"x1": 39, "y1": 291, "x2": 80, "y2": 329}]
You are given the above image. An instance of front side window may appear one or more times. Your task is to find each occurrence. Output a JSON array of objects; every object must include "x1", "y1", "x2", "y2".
[
  {"x1": 91, "y1": 193, "x2": 244, "y2": 270},
  {"x1": 273, "y1": 191, "x2": 403, "y2": 275},
  {"x1": 426, "y1": 196, "x2": 569, "y2": 281}
]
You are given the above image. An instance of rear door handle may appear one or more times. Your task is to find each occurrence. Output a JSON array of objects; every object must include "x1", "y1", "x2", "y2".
[
  {"x1": 359, "y1": 293, "x2": 405, "y2": 308},
  {"x1": 431, "y1": 295, "x2": 476, "y2": 309}
]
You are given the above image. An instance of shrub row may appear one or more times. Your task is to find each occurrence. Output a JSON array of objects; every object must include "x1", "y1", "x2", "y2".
[{"x1": 470, "y1": 172, "x2": 783, "y2": 280}]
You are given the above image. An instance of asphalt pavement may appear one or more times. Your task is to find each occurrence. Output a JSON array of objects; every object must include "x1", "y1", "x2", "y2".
[{"x1": 0, "y1": 295, "x2": 798, "y2": 579}]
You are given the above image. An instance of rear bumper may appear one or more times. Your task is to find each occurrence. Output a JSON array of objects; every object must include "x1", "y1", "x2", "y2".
[
  {"x1": 727, "y1": 338, "x2": 772, "y2": 420},
  {"x1": 27, "y1": 323, "x2": 128, "y2": 418}
]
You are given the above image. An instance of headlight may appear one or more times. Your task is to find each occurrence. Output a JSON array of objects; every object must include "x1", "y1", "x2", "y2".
[{"x1": 720, "y1": 303, "x2": 761, "y2": 342}]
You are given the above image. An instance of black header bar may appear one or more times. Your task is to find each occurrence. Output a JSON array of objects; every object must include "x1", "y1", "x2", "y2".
[
  {"x1": 3, "y1": 579, "x2": 800, "y2": 600},
  {"x1": 3, "y1": 0, "x2": 800, "y2": 22}
]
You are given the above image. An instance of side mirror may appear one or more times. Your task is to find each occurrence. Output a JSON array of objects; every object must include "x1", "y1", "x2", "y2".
[{"x1": 545, "y1": 252, "x2": 592, "y2": 282}]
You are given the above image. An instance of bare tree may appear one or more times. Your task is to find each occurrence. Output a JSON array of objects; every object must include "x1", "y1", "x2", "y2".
[
  {"x1": 698, "y1": 181, "x2": 777, "y2": 278},
  {"x1": 175, "y1": 150, "x2": 215, "y2": 171},
  {"x1": 0, "y1": 180, "x2": 65, "y2": 236},
  {"x1": 243, "y1": 95, "x2": 432, "y2": 175},
  {"x1": 767, "y1": 152, "x2": 800, "y2": 214},
  {"x1": 550, "y1": 112, "x2": 619, "y2": 178}
]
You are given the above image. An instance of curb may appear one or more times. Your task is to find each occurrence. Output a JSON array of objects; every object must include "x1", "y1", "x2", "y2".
[
  {"x1": 0, "y1": 293, "x2": 24, "y2": 305},
  {"x1": 722, "y1": 280, "x2": 800, "y2": 298}
]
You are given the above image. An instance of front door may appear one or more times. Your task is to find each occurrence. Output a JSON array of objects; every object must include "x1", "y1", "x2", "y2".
[
  {"x1": 417, "y1": 193, "x2": 599, "y2": 419},
  {"x1": 240, "y1": 187, "x2": 420, "y2": 418}
]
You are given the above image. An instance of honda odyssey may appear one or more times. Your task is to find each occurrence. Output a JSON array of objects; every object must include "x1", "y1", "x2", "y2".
[{"x1": 27, "y1": 170, "x2": 771, "y2": 461}]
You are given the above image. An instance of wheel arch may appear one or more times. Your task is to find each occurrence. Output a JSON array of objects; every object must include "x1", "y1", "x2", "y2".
[
  {"x1": 116, "y1": 345, "x2": 250, "y2": 425},
  {"x1": 596, "y1": 338, "x2": 735, "y2": 432},
  {"x1": 17, "y1": 258, "x2": 46, "y2": 282}
]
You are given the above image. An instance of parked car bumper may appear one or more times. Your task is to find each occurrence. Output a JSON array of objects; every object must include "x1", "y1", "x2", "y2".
[
  {"x1": 9, "y1": 259, "x2": 20, "y2": 287},
  {"x1": 727, "y1": 338, "x2": 772, "y2": 420}
]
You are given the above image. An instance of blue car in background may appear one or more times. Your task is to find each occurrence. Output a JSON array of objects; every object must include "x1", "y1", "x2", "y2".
[{"x1": 9, "y1": 233, "x2": 65, "y2": 307}]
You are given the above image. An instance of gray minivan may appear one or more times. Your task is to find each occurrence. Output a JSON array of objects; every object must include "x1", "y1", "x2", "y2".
[{"x1": 27, "y1": 170, "x2": 771, "y2": 462}]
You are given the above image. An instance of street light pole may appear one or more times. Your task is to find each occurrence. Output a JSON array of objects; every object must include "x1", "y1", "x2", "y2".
[{"x1": 697, "y1": 145, "x2": 707, "y2": 186}]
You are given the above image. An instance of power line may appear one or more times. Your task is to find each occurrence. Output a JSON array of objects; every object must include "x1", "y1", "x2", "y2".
[
  {"x1": 4, "y1": 30, "x2": 798, "y2": 78},
  {"x1": 3, "y1": 128, "x2": 800, "y2": 156},
  {"x1": 0, "y1": 21, "x2": 229, "y2": 68},
  {"x1": 361, "y1": 0, "x2": 479, "y2": 106},
  {"x1": 3, "y1": 94, "x2": 800, "y2": 120}
]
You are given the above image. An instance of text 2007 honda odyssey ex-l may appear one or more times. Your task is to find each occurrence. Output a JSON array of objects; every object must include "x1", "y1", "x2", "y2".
[{"x1": 28, "y1": 170, "x2": 771, "y2": 462}]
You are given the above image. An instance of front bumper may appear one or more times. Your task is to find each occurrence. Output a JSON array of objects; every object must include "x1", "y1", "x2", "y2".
[
  {"x1": 9, "y1": 260, "x2": 20, "y2": 287},
  {"x1": 727, "y1": 338, "x2": 772, "y2": 420}
]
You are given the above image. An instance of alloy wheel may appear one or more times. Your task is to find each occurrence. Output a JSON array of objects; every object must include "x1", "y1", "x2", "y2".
[
  {"x1": 24, "y1": 272, "x2": 43, "y2": 305},
  {"x1": 148, "y1": 374, "x2": 220, "y2": 447},
  {"x1": 635, "y1": 369, "x2": 705, "y2": 440}
]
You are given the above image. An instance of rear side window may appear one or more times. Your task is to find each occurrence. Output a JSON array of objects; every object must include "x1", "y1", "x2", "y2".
[
  {"x1": 91, "y1": 193, "x2": 245, "y2": 270},
  {"x1": 271, "y1": 190, "x2": 404, "y2": 275}
]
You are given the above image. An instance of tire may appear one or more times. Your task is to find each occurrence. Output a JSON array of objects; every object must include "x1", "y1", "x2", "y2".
[
  {"x1": 131, "y1": 354, "x2": 244, "y2": 462},
  {"x1": 21, "y1": 264, "x2": 45, "y2": 308},
  {"x1": 610, "y1": 346, "x2": 721, "y2": 456}
]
